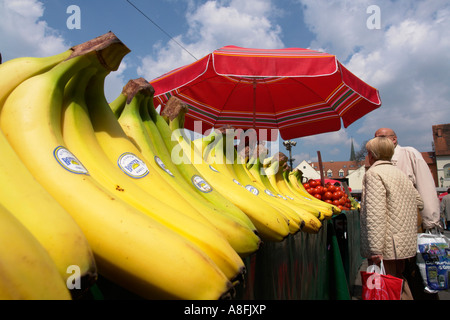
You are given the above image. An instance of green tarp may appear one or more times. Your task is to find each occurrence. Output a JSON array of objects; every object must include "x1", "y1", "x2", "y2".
[{"x1": 235, "y1": 209, "x2": 363, "y2": 300}]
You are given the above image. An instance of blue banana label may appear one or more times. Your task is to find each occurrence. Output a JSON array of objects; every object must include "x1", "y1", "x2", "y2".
[
  {"x1": 191, "y1": 175, "x2": 212, "y2": 193},
  {"x1": 54, "y1": 146, "x2": 89, "y2": 175},
  {"x1": 117, "y1": 152, "x2": 149, "y2": 178},
  {"x1": 154, "y1": 156, "x2": 174, "y2": 177},
  {"x1": 245, "y1": 185, "x2": 259, "y2": 196}
]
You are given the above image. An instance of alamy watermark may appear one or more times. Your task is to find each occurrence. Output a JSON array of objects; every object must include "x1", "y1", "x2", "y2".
[
  {"x1": 170, "y1": 121, "x2": 281, "y2": 174},
  {"x1": 366, "y1": 5, "x2": 381, "y2": 30},
  {"x1": 66, "y1": 265, "x2": 81, "y2": 289},
  {"x1": 66, "y1": 5, "x2": 81, "y2": 30},
  {"x1": 65, "y1": 5, "x2": 381, "y2": 31},
  {"x1": 365, "y1": 264, "x2": 383, "y2": 289}
]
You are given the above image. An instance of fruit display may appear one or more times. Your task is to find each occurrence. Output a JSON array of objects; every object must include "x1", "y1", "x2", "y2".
[
  {"x1": 160, "y1": 98, "x2": 343, "y2": 233},
  {"x1": 0, "y1": 31, "x2": 352, "y2": 300},
  {"x1": 302, "y1": 179, "x2": 356, "y2": 211}
]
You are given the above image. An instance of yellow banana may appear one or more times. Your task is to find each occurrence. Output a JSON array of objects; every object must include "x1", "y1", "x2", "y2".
[
  {"x1": 205, "y1": 137, "x2": 305, "y2": 232},
  {"x1": 163, "y1": 101, "x2": 291, "y2": 242},
  {"x1": 232, "y1": 145, "x2": 310, "y2": 233},
  {"x1": 0, "y1": 130, "x2": 97, "y2": 294},
  {"x1": 112, "y1": 79, "x2": 260, "y2": 257},
  {"x1": 86, "y1": 73, "x2": 236, "y2": 225},
  {"x1": 200, "y1": 132, "x2": 303, "y2": 234},
  {"x1": 140, "y1": 98, "x2": 257, "y2": 232},
  {"x1": 0, "y1": 51, "x2": 71, "y2": 109},
  {"x1": 251, "y1": 155, "x2": 324, "y2": 233},
  {"x1": 0, "y1": 203, "x2": 71, "y2": 300},
  {"x1": 147, "y1": 98, "x2": 258, "y2": 231},
  {"x1": 62, "y1": 67, "x2": 246, "y2": 281},
  {"x1": 201, "y1": 130, "x2": 239, "y2": 181},
  {"x1": 262, "y1": 159, "x2": 329, "y2": 230},
  {"x1": 0, "y1": 44, "x2": 97, "y2": 295},
  {"x1": 264, "y1": 154, "x2": 334, "y2": 220},
  {"x1": 0, "y1": 35, "x2": 233, "y2": 299}
]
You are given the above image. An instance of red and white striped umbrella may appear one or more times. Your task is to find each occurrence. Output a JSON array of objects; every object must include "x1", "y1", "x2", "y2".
[{"x1": 150, "y1": 45, "x2": 381, "y2": 140}]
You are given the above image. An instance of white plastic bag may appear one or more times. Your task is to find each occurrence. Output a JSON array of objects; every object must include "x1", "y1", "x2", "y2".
[{"x1": 416, "y1": 230, "x2": 450, "y2": 292}]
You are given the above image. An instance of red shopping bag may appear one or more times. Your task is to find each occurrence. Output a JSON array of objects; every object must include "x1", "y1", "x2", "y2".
[{"x1": 360, "y1": 261, "x2": 403, "y2": 300}]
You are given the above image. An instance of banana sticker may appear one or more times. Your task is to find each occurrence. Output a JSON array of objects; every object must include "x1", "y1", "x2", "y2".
[
  {"x1": 117, "y1": 152, "x2": 149, "y2": 178},
  {"x1": 54, "y1": 146, "x2": 89, "y2": 175},
  {"x1": 191, "y1": 175, "x2": 212, "y2": 193}
]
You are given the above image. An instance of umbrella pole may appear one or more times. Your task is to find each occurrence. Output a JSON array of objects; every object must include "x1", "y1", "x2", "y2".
[
  {"x1": 252, "y1": 80, "x2": 256, "y2": 132},
  {"x1": 317, "y1": 151, "x2": 325, "y2": 186}
]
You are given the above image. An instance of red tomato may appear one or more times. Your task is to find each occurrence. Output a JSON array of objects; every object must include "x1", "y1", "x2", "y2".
[
  {"x1": 338, "y1": 197, "x2": 346, "y2": 205},
  {"x1": 314, "y1": 186, "x2": 324, "y2": 195},
  {"x1": 306, "y1": 188, "x2": 315, "y2": 194},
  {"x1": 332, "y1": 191, "x2": 343, "y2": 200},
  {"x1": 309, "y1": 180, "x2": 318, "y2": 188},
  {"x1": 314, "y1": 193, "x2": 322, "y2": 200},
  {"x1": 333, "y1": 199, "x2": 340, "y2": 206},
  {"x1": 327, "y1": 185, "x2": 336, "y2": 193},
  {"x1": 303, "y1": 183, "x2": 310, "y2": 190},
  {"x1": 324, "y1": 199, "x2": 333, "y2": 204},
  {"x1": 323, "y1": 191, "x2": 333, "y2": 200}
]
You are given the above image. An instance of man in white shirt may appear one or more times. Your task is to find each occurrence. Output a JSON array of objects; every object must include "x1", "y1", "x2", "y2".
[{"x1": 374, "y1": 128, "x2": 441, "y2": 231}]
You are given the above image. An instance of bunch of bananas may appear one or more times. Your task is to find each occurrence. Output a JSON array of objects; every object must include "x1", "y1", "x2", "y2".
[
  {"x1": 156, "y1": 98, "x2": 341, "y2": 235},
  {"x1": 0, "y1": 32, "x2": 252, "y2": 300},
  {"x1": 0, "y1": 31, "x2": 341, "y2": 300}
]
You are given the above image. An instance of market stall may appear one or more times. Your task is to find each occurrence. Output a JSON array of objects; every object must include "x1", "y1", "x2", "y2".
[{"x1": 0, "y1": 32, "x2": 373, "y2": 301}]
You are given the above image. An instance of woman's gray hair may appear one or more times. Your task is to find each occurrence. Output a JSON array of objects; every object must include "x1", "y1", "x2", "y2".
[{"x1": 365, "y1": 137, "x2": 395, "y2": 161}]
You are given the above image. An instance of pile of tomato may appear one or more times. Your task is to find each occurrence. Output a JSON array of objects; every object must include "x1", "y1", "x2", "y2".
[{"x1": 303, "y1": 179, "x2": 352, "y2": 211}]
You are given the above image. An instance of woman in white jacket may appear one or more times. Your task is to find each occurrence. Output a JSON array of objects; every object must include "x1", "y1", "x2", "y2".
[{"x1": 360, "y1": 137, "x2": 424, "y2": 300}]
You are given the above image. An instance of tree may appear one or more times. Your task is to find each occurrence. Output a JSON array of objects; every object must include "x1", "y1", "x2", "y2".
[{"x1": 354, "y1": 139, "x2": 369, "y2": 164}]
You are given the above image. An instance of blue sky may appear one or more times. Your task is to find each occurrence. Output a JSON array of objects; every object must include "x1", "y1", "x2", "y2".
[{"x1": 1, "y1": 0, "x2": 449, "y2": 167}]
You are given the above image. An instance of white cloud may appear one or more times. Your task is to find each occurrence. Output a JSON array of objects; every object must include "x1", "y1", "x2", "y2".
[
  {"x1": 185, "y1": 0, "x2": 282, "y2": 49},
  {"x1": 137, "y1": 0, "x2": 284, "y2": 81},
  {"x1": 299, "y1": 0, "x2": 383, "y2": 61},
  {"x1": 105, "y1": 59, "x2": 128, "y2": 103},
  {"x1": 0, "y1": 0, "x2": 68, "y2": 61},
  {"x1": 298, "y1": 0, "x2": 450, "y2": 153},
  {"x1": 0, "y1": 0, "x2": 129, "y2": 102}
]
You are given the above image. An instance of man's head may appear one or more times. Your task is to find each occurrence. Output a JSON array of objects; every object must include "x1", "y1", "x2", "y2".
[{"x1": 375, "y1": 128, "x2": 398, "y2": 147}]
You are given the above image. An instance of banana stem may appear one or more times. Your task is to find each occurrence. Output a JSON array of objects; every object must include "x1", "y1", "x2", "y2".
[
  {"x1": 161, "y1": 96, "x2": 188, "y2": 129},
  {"x1": 69, "y1": 31, "x2": 130, "y2": 71},
  {"x1": 112, "y1": 77, "x2": 155, "y2": 119},
  {"x1": 109, "y1": 93, "x2": 127, "y2": 118}
]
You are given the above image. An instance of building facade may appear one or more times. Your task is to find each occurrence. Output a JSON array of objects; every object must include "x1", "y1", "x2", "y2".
[
  {"x1": 433, "y1": 123, "x2": 450, "y2": 189},
  {"x1": 294, "y1": 123, "x2": 450, "y2": 192}
]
